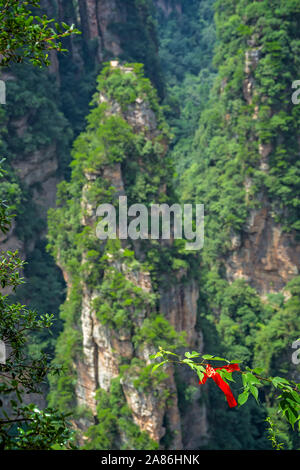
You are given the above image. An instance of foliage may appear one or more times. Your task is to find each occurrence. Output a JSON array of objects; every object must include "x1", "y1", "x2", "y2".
[
  {"x1": 2, "y1": 0, "x2": 300, "y2": 452},
  {"x1": 156, "y1": 0, "x2": 216, "y2": 176},
  {"x1": 46, "y1": 63, "x2": 191, "y2": 446},
  {"x1": 93, "y1": 265, "x2": 157, "y2": 330},
  {"x1": 1, "y1": 405, "x2": 73, "y2": 450},
  {"x1": 0, "y1": 0, "x2": 80, "y2": 67},
  {"x1": 150, "y1": 348, "x2": 300, "y2": 449},
  {"x1": 110, "y1": 0, "x2": 164, "y2": 98},
  {"x1": 0, "y1": 4, "x2": 79, "y2": 448},
  {"x1": 0, "y1": 189, "x2": 74, "y2": 449},
  {"x1": 10, "y1": 240, "x2": 66, "y2": 359},
  {"x1": 168, "y1": 0, "x2": 300, "y2": 449},
  {"x1": 121, "y1": 358, "x2": 169, "y2": 395},
  {"x1": 182, "y1": 0, "x2": 300, "y2": 253}
]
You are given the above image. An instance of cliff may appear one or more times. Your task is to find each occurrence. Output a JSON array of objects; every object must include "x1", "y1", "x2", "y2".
[
  {"x1": 47, "y1": 62, "x2": 208, "y2": 449},
  {"x1": 2, "y1": 0, "x2": 299, "y2": 451},
  {"x1": 182, "y1": 0, "x2": 300, "y2": 298},
  {"x1": 178, "y1": 1, "x2": 300, "y2": 448},
  {"x1": 154, "y1": 0, "x2": 182, "y2": 17},
  {"x1": 225, "y1": 36, "x2": 300, "y2": 295},
  {"x1": 0, "y1": 0, "x2": 163, "y2": 292},
  {"x1": 0, "y1": 63, "x2": 71, "y2": 293}
]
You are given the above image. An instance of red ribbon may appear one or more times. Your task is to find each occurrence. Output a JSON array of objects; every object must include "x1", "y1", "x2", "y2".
[{"x1": 199, "y1": 363, "x2": 240, "y2": 408}]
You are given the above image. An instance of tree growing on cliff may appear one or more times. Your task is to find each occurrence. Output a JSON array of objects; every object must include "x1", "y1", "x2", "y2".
[
  {"x1": 0, "y1": 164, "x2": 75, "y2": 449},
  {"x1": 0, "y1": 1, "x2": 79, "y2": 449}
]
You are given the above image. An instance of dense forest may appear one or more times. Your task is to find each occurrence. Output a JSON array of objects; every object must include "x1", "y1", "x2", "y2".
[{"x1": 0, "y1": 0, "x2": 299, "y2": 451}]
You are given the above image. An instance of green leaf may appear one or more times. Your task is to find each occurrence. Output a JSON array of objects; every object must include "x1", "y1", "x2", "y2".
[
  {"x1": 149, "y1": 352, "x2": 163, "y2": 360},
  {"x1": 163, "y1": 350, "x2": 178, "y2": 356},
  {"x1": 272, "y1": 376, "x2": 290, "y2": 388},
  {"x1": 202, "y1": 354, "x2": 230, "y2": 362},
  {"x1": 202, "y1": 354, "x2": 214, "y2": 360},
  {"x1": 242, "y1": 372, "x2": 261, "y2": 387},
  {"x1": 251, "y1": 367, "x2": 265, "y2": 374},
  {"x1": 285, "y1": 406, "x2": 299, "y2": 427},
  {"x1": 290, "y1": 390, "x2": 300, "y2": 404},
  {"x1": 219, "y1": 369, "x2": 235, "y2": 382},
  {"x1": 185, "y1": 351, "x2": 200, "y2": 359},
  {"x1": 151, "y1": 361, "x2": 167, "y2": 374},
  {"x1": 238, "y1": 390, "x2": 249, "y2": 406},
  {"x1": 197, "y1": 370, "x2": 204, "y2": 382},
  {"x1": 250, "y1": 385, "x2": 259, "y2": 402}
]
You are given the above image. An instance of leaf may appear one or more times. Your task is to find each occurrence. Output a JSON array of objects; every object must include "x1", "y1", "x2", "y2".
[
  {"x1": 272, "y1": 376, "x2": 290, "y2": 388},
  {"x1": 197, "y1": 370, "x2": 204, "y2": 382},
  {"x1": 238, "y1": 390, "x2": 249, "y2": 406},
  {"x1": 195, "y1": 365, "x2": 206, "y2": 381},
  {"x1": 219, "y1": 369, "x2": 235, "y2": 382},
  {"x1": 151, "y1": 361, "x2": 167, "y2": 374},
  {"x1": 251, "y1": 367, "x2": 265, "y2": 374},
  {"x1": 149, "y1": 352, "x2": 163, "y2": 360},
  {"x1": 242, "y1": 372, "x2": 261, "y2": 387},
  {"x1": 250, "y1": 385, "x2": 259, "y2": 402},
  {"x1": 202, "y1": 354, "x2": 214, "y2": 360},
  {"x1": 285, "y1": 406, "x2": 299, "y2": 427},
  {"x1": 185, "y1": 351, "x2": 200, "y2": 359}
]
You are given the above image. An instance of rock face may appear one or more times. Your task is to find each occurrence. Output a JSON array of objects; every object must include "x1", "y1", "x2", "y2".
[
  {"x1": 76, "y1": 0, "x2": 124, "y2": 61},
  {"x1": 1, "y1": 2, "x2": 195, "y2": 448},
  {"x1": 224, "y1": 40, "x2": 300, "y2": 295},
  {"x1": 155, "y1": 0, "x2": 182, "y2": 17},
  {"x1": 13, "y1": 144, "x2": 59, "y2": 220},
  {"x1": 0, "y1": 66, "x2": 61, "y2": 259},
  {"x1": 67, "y1": 63, "x2": 206, "y2": 448},
  {"x1": 160, "y1": 278, "x2": 199, "y2": 345},
  {"x1": 1, "y1": 0, "x2": 161, "y2": 256},
  {"x1": 226, "y1": 206, "x2": 300, "y2": 295}
]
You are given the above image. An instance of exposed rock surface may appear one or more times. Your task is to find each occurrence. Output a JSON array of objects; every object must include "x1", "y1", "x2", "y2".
[
  {"x1": 226, "y1": 206, "x2": 300, "y2": 295},
  {"x1": 68, "y1": 63, "x2": 207, "y2": 448},
  {"x1": 155, "y1": 0, "x2": 182, "y2": 17},
  {"x1": 224, "y1": 40, "x2": 300, "y2": 295}
]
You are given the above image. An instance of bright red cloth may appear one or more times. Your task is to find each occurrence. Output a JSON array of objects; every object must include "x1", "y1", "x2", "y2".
[{"x1": 199, "y1": 363, "x2": 240, "y2": 408}]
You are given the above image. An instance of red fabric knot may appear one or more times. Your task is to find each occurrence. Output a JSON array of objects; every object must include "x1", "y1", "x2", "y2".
[
  {"x1": 206, "y1": 364, "x2": 216, "y2": 377},
  {"x1": 199, "y1": 363, "x2": 240, "y2": 408}
]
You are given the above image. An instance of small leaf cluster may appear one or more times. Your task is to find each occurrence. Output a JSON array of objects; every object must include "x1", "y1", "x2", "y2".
[{"x1": 0, "y1": 0, "x2": 80, "y2": 67}]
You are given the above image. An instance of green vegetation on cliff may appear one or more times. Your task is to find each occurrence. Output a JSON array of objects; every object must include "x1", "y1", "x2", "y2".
[
  {"x1": 174, "y1": 0, "x2": 300, "y2": 449},
  {"x1": 47, "y1": 63, "x2": 190, "y2": 449},
  {"x1": 1, "y1": 0, "x2": 300, "y2": 451}
]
